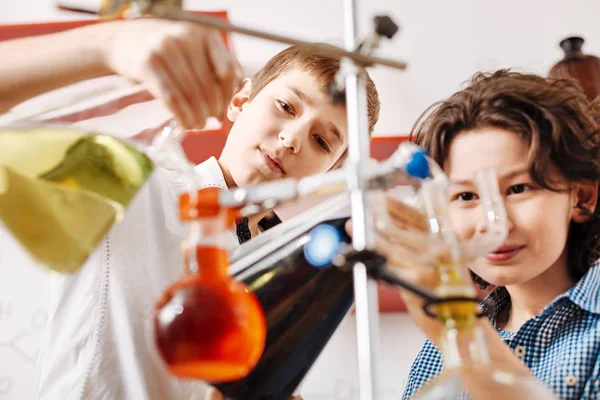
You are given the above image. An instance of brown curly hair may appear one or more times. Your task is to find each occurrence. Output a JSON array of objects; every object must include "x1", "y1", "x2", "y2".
[{"x1": 410, "y1": 69, "x2": 600, "y2": 289}]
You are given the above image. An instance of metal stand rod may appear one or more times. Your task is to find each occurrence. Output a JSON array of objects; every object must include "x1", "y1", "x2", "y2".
[
  {"x1": 352, "y1": 263, "x2": 379, "y2": 400},
  {"x1": 342, "y1": 0, "x2": 379, "y2": 399},
  {"x1": 148, "y1": 4, "x2": 407, "y2": 70}
]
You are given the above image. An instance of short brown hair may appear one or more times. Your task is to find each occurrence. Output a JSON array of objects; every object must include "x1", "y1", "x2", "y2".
[
  {"x1": 411, "y1": 70, "x2": 600, "y2": 289},
  {"x1": 249, "y1": 45, "x2": 380, "y2": 168}
]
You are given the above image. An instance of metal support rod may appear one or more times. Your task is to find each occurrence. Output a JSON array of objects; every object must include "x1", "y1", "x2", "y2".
[
  {"x1": 148, "y1": 4, "x2": 407, "y2": 70},
  {"x1": 352, "y1": 263, "x2": 379, "y2": 400},
  {"x1": 342, "y1": 0, "x2": 379, "y2": 399}
]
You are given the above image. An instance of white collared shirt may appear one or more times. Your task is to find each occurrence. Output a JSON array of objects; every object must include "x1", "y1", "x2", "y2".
[{"x1": 34, "y1": 157, "x2": 237, "y2": 400}]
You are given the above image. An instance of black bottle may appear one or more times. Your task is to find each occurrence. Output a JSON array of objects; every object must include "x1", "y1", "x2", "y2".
[{"x1": 215, "y1": 217, "x2": 354, "y2": 400}]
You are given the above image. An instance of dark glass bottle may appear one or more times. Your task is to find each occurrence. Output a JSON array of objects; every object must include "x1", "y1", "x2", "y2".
[
  {"x1": 214, "y1": 217, "x2": 354, "y2": 400},
  {"x1": 549, "y1": 36, "x2": 600, "y2": 101}
]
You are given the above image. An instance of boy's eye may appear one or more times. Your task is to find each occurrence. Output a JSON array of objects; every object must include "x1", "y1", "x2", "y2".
[
  {"x1": 314, "y1": 135, "x2": 331, "y2": 153},
  {"x1": 452, "y1": 192, "x2": 478, "y2": 202},
  {"x1": 507, "y1": 184, "x2": 533, "y2": 195},
  {"x1": 277, "y1": 100, "x2": 295, "y2": 115}
]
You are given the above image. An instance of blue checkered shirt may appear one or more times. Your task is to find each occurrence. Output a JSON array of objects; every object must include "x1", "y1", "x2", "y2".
[{"x1": 402, "y1": 265, "x2": 600, "y2": 399}]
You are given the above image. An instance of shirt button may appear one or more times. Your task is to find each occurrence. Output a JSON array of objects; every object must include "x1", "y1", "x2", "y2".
[
  {"x1": 565, "y1": 375, "x2": 578, "y2": 387},
  {"x1": 514, "y1": 345, "x2": 526, "y2": 358}
]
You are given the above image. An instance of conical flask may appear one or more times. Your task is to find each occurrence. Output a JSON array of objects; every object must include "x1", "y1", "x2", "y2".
[
  {"x1": 213, "y1": 214, "x2": 355, "y2": 399},
  {"x1": 0, "y1": 120, "x2": 198, "y2": 273}
]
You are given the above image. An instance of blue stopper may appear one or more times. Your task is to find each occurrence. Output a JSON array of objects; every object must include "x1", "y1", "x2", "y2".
[
  {"x1": 405, "y1": 149, "x2": 430, "y2": 179},
  {"x1": 304, "y1": 224, "x2": 342, "y2": 268}
]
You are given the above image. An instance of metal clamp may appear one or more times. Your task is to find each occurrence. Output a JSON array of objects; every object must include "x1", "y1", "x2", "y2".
[{"x1": 328, "y1": 15, "x2": 400, "y2": 105}]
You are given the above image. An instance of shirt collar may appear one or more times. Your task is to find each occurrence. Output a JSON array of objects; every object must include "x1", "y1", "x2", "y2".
[
  {"x1": 480, "y1": 264, "x2": 600, "y2": 325},
  {"x1": 566, "y1": 264, "x2": 600, "y2": 315},
  {"x1": 480, "y1": 286, "x2": 511, "y2": 327},
  {"x1": 192, "y1": 156, "x2": 228, "y2": 190}
]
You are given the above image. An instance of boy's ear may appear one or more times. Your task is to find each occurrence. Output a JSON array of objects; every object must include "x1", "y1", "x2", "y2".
[
  {"x1": 572, "y1": 181, "x2": 599, "y2": 223},
  {"x1": 227, "y1": 78, "x2": 252, "y2": 123}
]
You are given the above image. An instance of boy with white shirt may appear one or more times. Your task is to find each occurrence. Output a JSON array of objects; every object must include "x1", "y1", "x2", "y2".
[{"x1": 34, "y1": 44, "x2": 380, "y2": 400}]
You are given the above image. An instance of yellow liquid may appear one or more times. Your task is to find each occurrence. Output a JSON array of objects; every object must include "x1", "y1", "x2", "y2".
[
  {"x1": 434, "y1": 290, "x2": 478, "y2": 330},
  {"x1": 434, "y1": 257, "x2": 479, "y2": 329},
  {"x1": 0, "y1": 127, "x2": 154, "y2": 273}
]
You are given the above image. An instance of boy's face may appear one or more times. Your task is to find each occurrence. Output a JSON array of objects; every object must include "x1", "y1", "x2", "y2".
[
  {"x1": 444, "y1": 128, "x2": 588, "y2": 288},
  {"x1": 219, "y1": 68, "x2": 348, "y2": 186}
]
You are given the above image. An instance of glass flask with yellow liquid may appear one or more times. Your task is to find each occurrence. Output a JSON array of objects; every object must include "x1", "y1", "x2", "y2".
[{"x1": 0, "y1": 120, "x2": 198, "y2": 273}]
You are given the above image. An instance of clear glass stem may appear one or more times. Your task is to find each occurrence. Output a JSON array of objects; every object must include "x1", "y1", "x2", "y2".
[
  {"x1": 146, "y1": 120, "x2": 202, "y2": 194},
  {"x1": 440, "y1": 323, "x2": 490, "y2": 369}
]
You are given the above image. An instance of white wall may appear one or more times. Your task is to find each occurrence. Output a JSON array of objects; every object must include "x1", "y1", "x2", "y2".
[{"x1": 204, "y1": 0, "x2": 600, "y2": 136}]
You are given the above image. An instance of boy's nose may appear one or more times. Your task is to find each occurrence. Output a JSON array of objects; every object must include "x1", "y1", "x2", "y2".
[
  {"x1": 278, "y1": 129, "x2": 303, "y2": 153},
  {"x1": 476, "y1": 205, "x2": 515, "y2": 234}
]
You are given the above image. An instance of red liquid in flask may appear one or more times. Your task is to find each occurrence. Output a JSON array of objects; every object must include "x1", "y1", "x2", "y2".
[
  {"x1": 153, "y1": 189, "x2": 266, "y2": 382},
  {"x1": 154, "y1": 246, "x2": 266, "y2": 382}
]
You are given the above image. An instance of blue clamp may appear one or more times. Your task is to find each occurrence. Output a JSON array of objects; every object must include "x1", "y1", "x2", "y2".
[
  {"x1": 405, "y1": 149, "x2": 430, "y2": 179},
  {"x1": 304, "y1": 224, "x2": 343, "y2": 268}
]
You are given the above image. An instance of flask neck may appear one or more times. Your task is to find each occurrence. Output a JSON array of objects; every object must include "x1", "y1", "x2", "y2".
[
  {"x1": 560, "y1": 37, "x2": 585, "y2": 59},
  {"x1": 183, "y1": 213, "x2": 231, "y2": 278},
  {"x1": 435, "y1": 281, "x2": 489, "y2": 369},
  {"x1": 440, "y1": 322, "x2": 490, "y2": 369}
]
